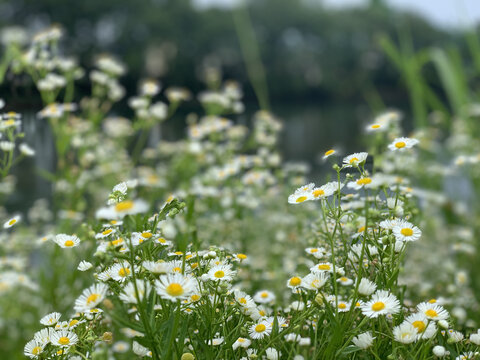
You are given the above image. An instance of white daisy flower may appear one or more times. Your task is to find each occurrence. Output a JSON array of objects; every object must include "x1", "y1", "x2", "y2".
[
  {"x1": 33, "y1": 328, "x2": 55, "y2": 346},
  {"x1": 393, "y1": 322, "x2": 417, "y2": 344},
  {"x1": 51, "y1": 330, "x2": 78, "y2": 347},
  {"x1": 311, "y1": 182, "x2": 339, "y2": 200},
  {"x1": 207, "y1": 264, "x2": 236, "y2": 282},
  {"x1": 337, "y1": 277, "x2": 353, "y2": 286},
  {"x1": 417, "y1": 302, "x2": 449, "y2": 321},
  {"x1": 54, "y1": 234, "x2": 80, "y2": 248},
  {"x1": 77, "y1": 260, "x2": 93, "y2": 271},
  {"x1": 352, "y1": 331, "x2": 374, "y2": 349},
  {"x1": 253, "y1": 290, "x2": 276, "y2": 304},
  {"x1": 301, "y1": 272, "x2": 329, "y2": 291},
  {"x1": 109, "y1": 263, "x2": 132, "y2": 282},
  {"x1": 95, "y1": 228, "x2": 116, "y2": 239},
  {"x1": 234, "y1": 290, "x2": 256, "y2": 309},
  {"x1": 155, "y1": 273, "x2": 195, "y2": 302},
  {"x1": 74, "y1": 283, "x2": 108, "y2": 312},
  {"x1": 358, "y1": 278, "x2": 377, "y2": 296},
  {"x1": 322, "y1": 149, "x2": 336, "y2": 160},
  {"x1": 142, "y1": 261, "x2": 169, "y2": 274},
  {"x1": 40, "y1": 312, "x2": 61, "y2": 326},
  {"x1": 405, "y1": 313, "x2": 437, "y2": 339},
  {"x1": 343, "y1": 152, "x2": 368, "y2": 168},
  {"x1": 392, "y1": 220, "x2": 421, "y2": 242},
  {"x1": 388, "y1": 137, "x2": 419, "y2": 151},
  {"x1": 286, "y1": 276, "x2": 303, "y2": 290},
  {"x1": 3, "y1": 215, "x2": 20, "y2": 228},
  {"x1": 248, "y1": 320, "x2": 272, "y2": 339},
  {"x1": 288, "y1": 190, "x2": 313, "y2": 204},
  {"x1": 24, "y1": 339, "x2": 44, "y2": 358},
  {"x1": 361, "y1": 290, "x2": 400, "y2": 318},
  {"x1": 310, "y1": 262, "x2": 334, "y2": 273},
  {"x1": 347, "y1": 177, "x2": 378, "y2": 191},
  {"x1": 232, "y1": 337, "x2": 251, "y2": 350},
  {"x1": 132, "y1": 341, "x2": 152, "y2": 357},
  {"x1": 113, "y1": 341, "x2": 130, "y2": 353},
  {"x1": 119, "y1": 279, "x2": 151, "y2": 304},
  {"x1": 95, "y1": 199, "x2": 149, "y2": 219}
]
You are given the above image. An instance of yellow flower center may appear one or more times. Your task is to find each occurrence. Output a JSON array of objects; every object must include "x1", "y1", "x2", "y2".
[
  {"x1": 166, "y1": 283, "x2": 184, "y2": 297},
  {"x1": 255, "y1": 324, "x2": 266, "y2": 333},
  {"x1": 371, "y1": 124, "x2": 381, "y2": 129},
  {"x1": 261, "y1": 292, "x2": 269, "y2": 298},
  {"x1": 325, "y1": 149, "x2": 335, "y2": 156},
  {"x1": 356, "y1": 178, "x2": 372, "y2": 186},
  {"x1": 142, "y1": 232, "x2": 152, "y2": 238},
  {"x1": 400, "y1": 228, "x2": 413, "y2": 236},
  {"x1": 8, "y1": 219, "x2": 16, "y2": 225},
  {"x1": 259, "y1": 310, "x2": 266, "y2": 316},
  {"x1": 32, "y1": 346, "x2": 42, "y2": 355},
  {"x1": 173, "y1": 267, "x2": 182, "y2": 273},
  {"x1": 310, "y1": 248, "x2": 318, "y2": 253},
  {"x1": 87, "y1": 293, "x2": 99, "y2": 304},
  {"x1": 214, "y1": 270, "x2": 225, "y2": 278},
  {"x1": 111, "y1": 238, "x2": 123, "y2": 246},
  {"x1": 428, "y1": 298, "x2": 436, "y2": 304},
  {"x1": 313, "y1": 189, "x2": 325, "y2": 197},
  {"x1": 64, "y1": 240, "x2": 75, "y2": 247},
  {"x1": 318, "y1": 264, "x2": 331, "y2": 271},
  {"x1": 58, "y1": 337, "x2": 70, "y2": 345},
  {"x1": 358, "y1": 226, "x2": 365, "y2": 233},
  {"x1": 175, "y1": 251, "x2": 183, "y2": 255},
  {"x1": 237, "y1": 253, "x2": 247, "y2": 260},
  {"x1": 412, "y1": 320, "x2": 426, "y2": 333},
  {"x1": 338, "y1": 303, "x2": 347, "y2": 309},
  {"x1": 69, "y1": 319, "x2": 79, "y2": 327},
  {"x1": 395, "y1": 141, "x2": 406, "y2": 148},
  {"x1": 102, "y1": 229, "x2": 113, "y2": 235},
  {"x1": 296, "y1": 196, "x2": 307, "y2": 203},
  {"x1": 115, "y1": 201, "x2": 134, "y2": 212},
  {"x1": 425, "y1": 309, "x2": 438, "y2": 318},
  {"x1": 289, "y1": 277, "x2": 302, "y2": 286},
  {"x1": 371, "y1": 302, "x2": 385, "y2": 312},
  {"x1": 340, "y1": 277, "x2": 348, "y2": 282},
  {"x1": 349, "y1": 157, "x2": 359, "y2": 164},
  {"x1": 191, "y1": 294, "x2": 200, "y2": 301},
  {"x1": 118, "y1": 267, "x2": 130, "y2": 277}
]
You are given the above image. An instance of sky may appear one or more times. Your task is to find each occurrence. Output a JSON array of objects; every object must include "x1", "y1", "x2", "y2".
[{"x1": 193, "y1": 0, "x2": 480, "y2": 29}]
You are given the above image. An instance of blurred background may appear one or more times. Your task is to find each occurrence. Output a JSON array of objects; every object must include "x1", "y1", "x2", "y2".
[{"x1": 1, "y1": 0, "x2": 479, "y2": 210}]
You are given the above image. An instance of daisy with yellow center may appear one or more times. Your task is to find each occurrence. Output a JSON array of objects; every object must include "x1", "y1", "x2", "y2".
[
  {"x1": 405, "y1": 313, "x2": 437, "y2": 340},
  {"x1": 155, "y1": 273, "x2": 195, "y2": 302},
  {"x1": 388, "y1": 137, "x2": 419, "y2": 151},
  {"x1": 3, "y1": 215, "x2": 20, "y2": 229},
  {"x1": 24, "y1": 340, "x2": 44, "y2": 358},
  {"x1": 109, "y1": 263, "x2": 132, "y2": 282},
  {"x1": 310, "y1": 262, "x2": 334, "y2": 273},
  {"x1": 392, "y1": 220, "x2": 422, "y2": 242},
  {"x1": 207, "y1": 264, "x2": 236, "y2": 282},
  {"x1": 301, "y1": 272, "x2": 329, "y2": 291},
  {"x1": 248, "y1": 320, "x2": 272, "y2": 339},
  {"x1": 51, "y1": 330, "x2": 78, "y2": 347},
  {"x1": 54, "y1": 234, "x2": 80, "y2": 248},
  {"x1": 417, "y1": 302, "x2": 449, "y2": 321},
  {"x1": 393, "y1": 323, "x2": 417, "y2": 344},
  {"x1": 343, "y1": 152, "x2": 368, "y2": 168},
  {"x1": 253, "y1": 290, "x2": 276, "y2": 304},
  {"x1": 74, "y1": 283, "x2": 108, "y2": 313},
  {"x1": 323, "y1": 149, "x2": 336, "y2": 160},
  {"x1": 360, "y1": 290, "x2": 400, "y2": 318}
]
